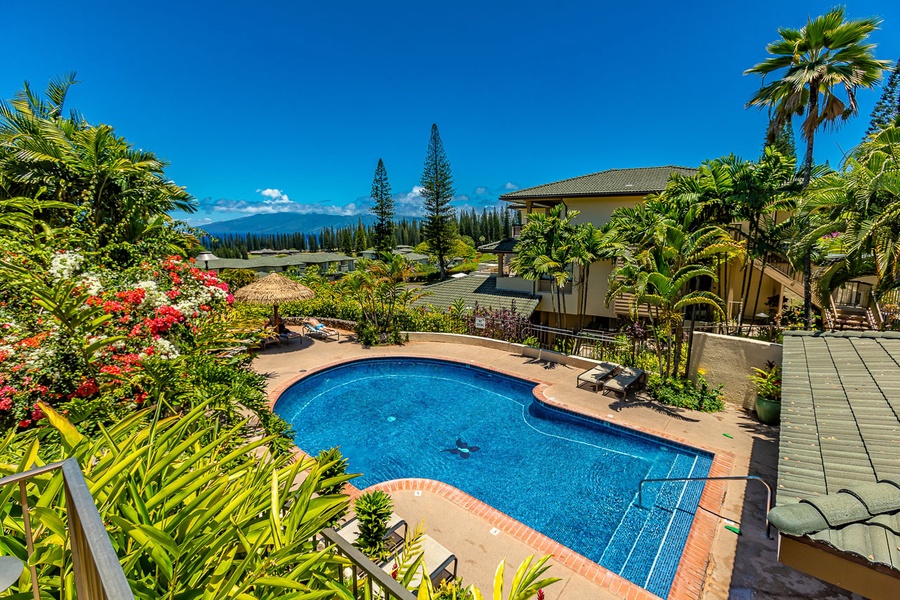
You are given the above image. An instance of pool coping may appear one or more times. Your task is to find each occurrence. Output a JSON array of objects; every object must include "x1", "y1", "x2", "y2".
[{"x1": 268, "y1": 354, "x2": 734, "y2": 600}]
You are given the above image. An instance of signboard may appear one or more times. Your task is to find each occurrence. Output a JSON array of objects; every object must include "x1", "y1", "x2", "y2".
[{"x1": 474, "y1": 317, "x2": 486, "y2": 330}]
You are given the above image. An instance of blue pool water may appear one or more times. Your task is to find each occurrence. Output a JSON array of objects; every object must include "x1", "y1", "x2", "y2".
[{"x1": 275, "y1": 358, "x2": 711, "y2": 598}]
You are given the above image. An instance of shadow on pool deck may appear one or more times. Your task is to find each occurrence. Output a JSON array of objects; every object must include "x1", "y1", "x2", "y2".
[{"x1": 254, "y1": 337, "x2": 862, "y2": 599}]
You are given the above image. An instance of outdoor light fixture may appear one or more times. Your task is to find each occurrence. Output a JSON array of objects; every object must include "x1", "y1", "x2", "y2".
[{"x1": 194, "y1": 251, "x2": 218, "y2": 270}]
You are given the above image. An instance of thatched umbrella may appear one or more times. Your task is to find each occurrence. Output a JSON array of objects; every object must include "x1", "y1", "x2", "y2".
[{"x1": 233, "y1": 272, "x2": 315, "y2": 326}]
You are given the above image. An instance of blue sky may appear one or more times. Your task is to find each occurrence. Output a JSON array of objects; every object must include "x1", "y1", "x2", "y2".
[{"x1": 2, "y1": 1, "x2": 899, "y2": 227}]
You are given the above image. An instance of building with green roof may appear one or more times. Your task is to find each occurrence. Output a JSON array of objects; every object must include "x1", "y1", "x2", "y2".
[
  {"x1": 767, "y1": 331, "x2": 900, "y2": 599},
  {"x1": 491, "y1": 166, "x2": 698, "y2": 328}
]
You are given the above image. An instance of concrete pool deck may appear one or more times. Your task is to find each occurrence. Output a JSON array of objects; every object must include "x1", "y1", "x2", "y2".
[{"x1": 254, "y1": 334, "x2": 861, "y2": 600}]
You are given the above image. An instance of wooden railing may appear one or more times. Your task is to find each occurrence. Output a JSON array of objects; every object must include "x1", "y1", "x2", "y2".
[{"x1": 0, "y1": 459, "x2": 134, "y2": 599}]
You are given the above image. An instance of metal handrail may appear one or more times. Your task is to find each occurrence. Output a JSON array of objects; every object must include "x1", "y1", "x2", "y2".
[
  {"x1": 320, "y1": 527, "x2": 416, "y2": 600},
  {"x1": 0, "y1": 458, "x2": 134, "y2": 599},
  {"x1": 637, "y1": 475, "x2": 773, "y2": 539}
]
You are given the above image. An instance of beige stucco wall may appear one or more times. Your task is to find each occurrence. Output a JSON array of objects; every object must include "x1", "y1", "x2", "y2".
[{"x1": 687, "y1": 332, "x2": 782, "y2": 409}]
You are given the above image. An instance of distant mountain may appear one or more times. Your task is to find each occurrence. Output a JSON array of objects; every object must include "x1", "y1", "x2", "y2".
[{"x1": 199, "y1": 213, "x2": 379, "y2": 236}]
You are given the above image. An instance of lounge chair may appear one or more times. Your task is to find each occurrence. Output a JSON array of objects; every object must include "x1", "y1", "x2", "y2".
[
  {"x1": 383, "y1": 533, "x2": 457, "y2": 588},
  {"x1": 601, "y1": 367, "x2": 647, "y2": 399},
  {"x1": 576, "y1": 361, "x2": 621, "y2": 392},
  {"x1": 303, "y1": 321, "x2": 340, "y2": 342}
]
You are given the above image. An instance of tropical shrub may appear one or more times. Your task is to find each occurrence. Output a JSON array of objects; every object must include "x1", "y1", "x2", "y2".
[
  {"x1": 354, "y1": 490, "x2": 393, "y2": 561},
  {"x1": 647, "y1": 374, "x2": 725, "y2": 412},
  {"x1": 0, "y1": 402, "x2": 355, "y2": 599},
  {"x1": 749, "y1": 363, "x2": 782, "y2": 401},
  {"x1": 218, "y1": 268, "x2": 257, "y2": 290}
]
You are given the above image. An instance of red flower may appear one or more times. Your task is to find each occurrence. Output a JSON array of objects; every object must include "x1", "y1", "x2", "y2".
[
  {"x1": 17, "y1": 419, "x2": 31, "y2": 429},
  {"x1": 73, "y1": 379, "x2": 100, "y2": 398},
  {"x1": 100, "y1": 365, "x2": 123, "y2": 376},
  {"x1": 537, "y1": 591, "x2": 544, "y2": 600},
  {"x1": 134, "y1": 391, "x2": 148, "y2": 405},
  {"x1": 0, "y1": 398, "x2": 12, "y2": 411},
  {"x1": 31, "y1": 406, "x2": 45, "y2": 422}
]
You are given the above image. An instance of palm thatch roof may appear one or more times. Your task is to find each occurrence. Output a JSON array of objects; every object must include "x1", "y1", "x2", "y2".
[{"x1": 233, "y1": 272, "x2": 315, "y2": 305}]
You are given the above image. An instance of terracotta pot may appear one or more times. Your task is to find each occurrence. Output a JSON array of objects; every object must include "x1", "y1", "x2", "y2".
[{"x1": 755, "y1": 395, "x2": 781, "y2": 425}]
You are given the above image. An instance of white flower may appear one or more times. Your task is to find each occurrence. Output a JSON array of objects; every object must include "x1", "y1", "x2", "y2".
[
  {"x1": 0, "y1": 345, "x2": 14, "y2": 357},
  {"x1": 49, "y1": 251, "x2": 84, "y2": 282},
  {"x1": 153, "y1": 338, "x2": 180, "y2": 359},
  {"x1": 81, "y1": 274, "x2": 103, "y2": 295}
]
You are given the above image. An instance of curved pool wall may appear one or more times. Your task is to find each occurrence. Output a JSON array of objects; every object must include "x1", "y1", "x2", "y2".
[{"x1": 275, "y1": 357, "x2": 712, "y2": 598}]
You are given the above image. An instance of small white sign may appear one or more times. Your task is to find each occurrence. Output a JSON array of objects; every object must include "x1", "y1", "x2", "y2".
[
  {"x1": 489, "y1": 527, "x2": 500, "y2": 536},
  {"x1": 414, "y1": 491, "x2": 422, "y2": 497},
  {"x1": 474, "y1": 317, "x2": 487, "y2": 329}
]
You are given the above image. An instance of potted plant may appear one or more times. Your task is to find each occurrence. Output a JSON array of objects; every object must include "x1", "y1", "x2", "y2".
[{"x1": 749, "y1": 363, "x2": 781, "y2": 424}]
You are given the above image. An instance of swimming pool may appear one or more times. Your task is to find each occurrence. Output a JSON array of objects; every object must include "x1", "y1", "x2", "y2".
[{"x1": 275, "y1": 357, "x2": 711, "y2": 598}]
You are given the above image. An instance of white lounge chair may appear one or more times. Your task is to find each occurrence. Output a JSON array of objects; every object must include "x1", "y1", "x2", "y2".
[
  {"x1": 602, "y1": 367, "x2": 647, "y2": 399},
  {"x1": 576, "y1": 361, "x2": 620, "y2": 392},
  {"x1": 303, "y1": 321, "x2": 340, "y2": 342},
  {"x1": 383, "y1": 533, "x2": 457, "y2": 588}
]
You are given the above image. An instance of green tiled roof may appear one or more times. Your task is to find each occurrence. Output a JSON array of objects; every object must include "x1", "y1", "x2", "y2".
[
  {"x1": 771, "y1": 330, "x2": 900, "y2": 571},
  {"x1": 413, "y1": 274, "x2": 538, "y2": 316},
  {"x1": 500, "y1": 166, "x2": 697, "y2": 200},
  {"x1": 207, "y1": 253, "x2": 354, "y2": 270},
  {"x1": 477, "y1": 237, "x2": 518, "y2": 253}
]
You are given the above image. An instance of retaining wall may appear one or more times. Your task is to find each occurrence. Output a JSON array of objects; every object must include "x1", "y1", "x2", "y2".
[
  {"x1": 686, "y1": 331, "x2": 782, "y2": 409},
  {"x1": 404, "y1": 332, "x2": 602, "y2": 370}
]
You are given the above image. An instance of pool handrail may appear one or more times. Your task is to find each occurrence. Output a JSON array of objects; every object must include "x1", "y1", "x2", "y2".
[{"x1": 637, "y1": 475, "x2": 773, "y2": 539}]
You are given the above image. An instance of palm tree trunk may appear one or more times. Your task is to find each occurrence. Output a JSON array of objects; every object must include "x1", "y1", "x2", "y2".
[
  {"x1": 751, "y1": 255, "x2": 769, "y2": 329},
  {"x1": 802, "y1": 85, "x2": 819, "y2": 329}
]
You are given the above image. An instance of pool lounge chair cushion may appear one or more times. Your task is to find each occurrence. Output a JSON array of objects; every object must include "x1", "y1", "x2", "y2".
[
  {"x1": 601, "y1": 367, "x2": 647, "y2": 399},
  {"x1": 303, "y1": 322, "x2": 340, "y2": 341},
  {"x1": 576, "y1": 361, "x2": 621, "y2": 392},
  {"x1": 384, "y1": 533, "x2": 457, "y2": 588}
]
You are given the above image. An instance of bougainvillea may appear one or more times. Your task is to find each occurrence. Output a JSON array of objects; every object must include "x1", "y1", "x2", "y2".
[{"x1": 0, "y1": 253, "x2": 235, "y2": 431}]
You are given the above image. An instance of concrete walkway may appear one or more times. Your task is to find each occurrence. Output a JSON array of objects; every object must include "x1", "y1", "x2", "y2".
[{"x1": 254, "y1": 334, "x2": 860, "y2": 600}]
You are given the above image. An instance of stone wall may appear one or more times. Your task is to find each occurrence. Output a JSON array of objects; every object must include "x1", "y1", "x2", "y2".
[{"x1": 686, "y1": 332, "x2": 782, "y2": 409}]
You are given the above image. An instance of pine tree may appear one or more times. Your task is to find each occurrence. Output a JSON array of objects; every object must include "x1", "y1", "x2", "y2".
[
  {"x1": 354, "y1": 219, "x2": 367, "y2": 253},
  {"x1": 420, "y1": 124, "x2": 456, "y2": 279},
  {"x1": 369, "y1": 158, "x2": 395, "y2": 254},
  {"x1": 769, "y1": 119, "x2": 797, "y2": 161},
  {"x1": 866, "y1": 59, "x2": 900, "y2": 137}
]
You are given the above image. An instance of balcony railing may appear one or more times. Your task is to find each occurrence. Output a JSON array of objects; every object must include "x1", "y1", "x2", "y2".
[
  {"x1": 319, "y1": 527, "x2": 416, "y2": 599},
  {"x1": 0, "y1": 458, "x2": 134, "y2": 599}
]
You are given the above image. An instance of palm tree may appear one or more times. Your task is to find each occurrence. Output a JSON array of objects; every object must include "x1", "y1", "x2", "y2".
[
  {"x1": 804, "y1": 124, "x2": 900, "y2": 302},
  {"x1": 510, "y1": 204, "x2": 577, "y2": 328},
  {"x1": 0, "y1": 76, "x2": 195, "y2": 252},
  {"x1": 744, "y1": 7, "x2": 890, "y2": 327},
  {"x1": 607, "y1": 200, "x2": 744, "y2": 377}
]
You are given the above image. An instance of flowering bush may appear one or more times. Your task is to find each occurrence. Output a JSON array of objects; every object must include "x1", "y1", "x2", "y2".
[{"x1": 0, "y1": 252, "x2": 245, "y2": 433}]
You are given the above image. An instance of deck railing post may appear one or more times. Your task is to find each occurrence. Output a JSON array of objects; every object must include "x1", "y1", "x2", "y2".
[{"x1": 17, "y1": 481, "x2": 40, "y2": 600}]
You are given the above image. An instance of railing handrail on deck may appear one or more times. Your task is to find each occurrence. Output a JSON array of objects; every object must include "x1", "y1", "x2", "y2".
[
  {"x1": 638, "y1": 475, "x2": 773, "y2": 539},
  {"x1": 0, "y1": 458, "x2": 134, "y2": 599},
  {"x1": 320, "y1": 527, "x2": 416, "y2": 599}
]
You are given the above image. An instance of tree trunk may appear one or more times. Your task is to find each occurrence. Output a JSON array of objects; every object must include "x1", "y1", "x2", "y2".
[{"x1": 802, "y1": 84, "x2": 819, "y2": 329}]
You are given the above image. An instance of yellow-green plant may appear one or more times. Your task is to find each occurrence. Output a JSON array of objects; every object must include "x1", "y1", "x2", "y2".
[{"x1": 0, "y1": 401, "x2": 356, "y2": 599}]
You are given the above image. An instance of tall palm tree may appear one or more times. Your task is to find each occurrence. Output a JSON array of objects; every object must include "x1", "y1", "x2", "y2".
[
  {"x1": 510, "y1": 204, "x2": 577, "y2": 328},
  {"x1": 804, "y1": 124, "x2": 900, "y2": 301},
  {"x1": 744, "y1": 7, "x2": 890, "y2": 328}
]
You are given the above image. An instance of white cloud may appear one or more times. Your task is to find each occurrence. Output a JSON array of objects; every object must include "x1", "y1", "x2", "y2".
[
  {"x1": 475, "y1": 186, "x2": 488, "y2": 195},
  {"x1": 256, "y1": 188, "x2": 291, "y2": 204},
  {"x1": 504, "y1": 182, "x2": 519, "y2": 190}
]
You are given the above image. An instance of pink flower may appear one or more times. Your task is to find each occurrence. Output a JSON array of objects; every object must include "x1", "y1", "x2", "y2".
[
  {"x1": 0, "y1": 398, "x2": 12, "y2": 411},
  {"x1": 31, "y1": 406, "x2": 45, "y2": 422}
]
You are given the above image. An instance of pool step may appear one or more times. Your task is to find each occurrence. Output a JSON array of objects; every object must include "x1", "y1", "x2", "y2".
[
  {"x1": 599, "y1": 454, "x2": 674, "y2": 572},
  {"x1": 609, "y1": 453, "x2": 710, "y2": 598}
]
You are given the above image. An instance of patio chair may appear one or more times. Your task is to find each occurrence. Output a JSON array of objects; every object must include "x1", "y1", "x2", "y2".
[
  {"x1": 383, "y1": 533, "x2": 458, "y2": 588},
  {"x1": 576, "y1": 361, "x2": 621, "y2": 392},
  {"x1": 601, "y1": 367, "x2": 647, "y2": 399}
]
